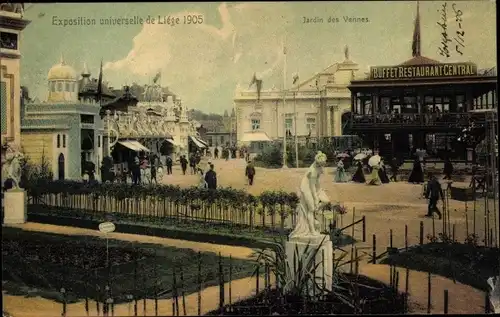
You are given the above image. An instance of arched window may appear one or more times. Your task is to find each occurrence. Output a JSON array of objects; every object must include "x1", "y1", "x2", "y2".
[
  {"x1": 50, "y1": 82, "x2": 56, "y2": 92},
  {"x1": 63, "y1": 134, "x2": 66, "y2": 148},
  {"x1": 57, "y1": 134, "x2": 61, "y2": 148},
  {"x1": 57, "y1": 82, "x2": 62, "y2": 92},
  {"x1": 98, "y1": 136, "x2": 101, "y2": 147}
]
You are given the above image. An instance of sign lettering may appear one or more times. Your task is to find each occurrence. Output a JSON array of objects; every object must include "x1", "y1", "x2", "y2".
[{"x1": 370, "y1": 63, "x2": 477, "y2": 80}]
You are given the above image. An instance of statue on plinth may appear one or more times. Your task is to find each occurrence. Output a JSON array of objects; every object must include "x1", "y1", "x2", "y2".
[
  {"x1": 289, "y1": 151, "x2": 329, "y2": 240},
  {"x1": 1, "y1": 142, "x2": 24, "y2": 190}
]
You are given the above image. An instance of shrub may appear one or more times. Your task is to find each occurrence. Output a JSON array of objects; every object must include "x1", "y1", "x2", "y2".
[{"x1": 255, "y1": 143, "x2": 283, "y2": 168}]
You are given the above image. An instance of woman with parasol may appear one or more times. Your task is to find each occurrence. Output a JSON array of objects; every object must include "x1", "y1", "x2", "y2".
[
  {"x1": 351, "y1": 153, "x2": 366, "y2": 183},
  {"x1": 367, "y1": 154, "x2": 382, "y2": 185}
]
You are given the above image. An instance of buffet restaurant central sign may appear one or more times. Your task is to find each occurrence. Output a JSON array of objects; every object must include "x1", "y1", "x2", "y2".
[{"x1": 370, "y1": 63, "x2": 477, "y2": 80}]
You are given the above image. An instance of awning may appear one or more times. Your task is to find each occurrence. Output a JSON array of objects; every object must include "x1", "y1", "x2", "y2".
[
  {"x1": 189, "y1": 135, "x2": 207, "y2": 148},
  {"x1": 165, "y1": 138, "x2": 177, "y2": 146},
  {"x1": 118, "y1": 140, "x2": 150, "y2": 152},
  {"x1": 241, "y1": 132, "x2": 272, "y2": 142},
  {"x1": 197, "y1": 137, "x2": 209, "y2": 147}
]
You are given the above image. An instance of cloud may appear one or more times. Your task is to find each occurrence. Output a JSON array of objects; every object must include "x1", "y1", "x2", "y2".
[{"x1": 103, "y1": 2, "x2": 294, "y2": 112}]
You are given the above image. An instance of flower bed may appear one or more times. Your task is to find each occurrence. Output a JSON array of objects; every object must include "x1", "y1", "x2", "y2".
[
  {"x1": 2, "y1": 227, "x2": 256, "y2": 304},
  {"x1": 380, "y1": 240, "x2": 500, "y2": 291},
  {"x1": 207, "y1": 274, "x2": 406, "y2": 315}
]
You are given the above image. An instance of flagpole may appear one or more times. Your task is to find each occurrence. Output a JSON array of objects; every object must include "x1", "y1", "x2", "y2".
[
  {"x1": 282, "y1": 35, "x2": 288, "y2": 169},
  {"x1": 294, "y1": 85, "x2": 299, "y2": 168}
]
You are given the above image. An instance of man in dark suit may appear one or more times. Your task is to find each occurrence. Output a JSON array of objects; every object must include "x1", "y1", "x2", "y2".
[
  {"x1": 443, "y1": 157, "x2": 454, "y2": 180},
  {"x1": 389, "y1": 157, "x2": 399, "y2": 182},
  {"x1": 424, "y1": 172, "x2": 444, "y2": 219},
  {"x1": 245, "y1": 160, "x2": 256, "y2": 185},
  {"x1": 179, "y1": 155, "x2": 188, "y2": 175},
  {"x1": 204, "y1": 164, "x2": 217, "y2": 189},
  {"x1": 165, "y1": 156, "x2": 173, "y2": 175}
]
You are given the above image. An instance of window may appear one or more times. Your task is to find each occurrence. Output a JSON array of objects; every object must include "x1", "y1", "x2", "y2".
[
  {"x1": 97, "y1": 135, "x2": 101, "y2": 147},
  {"x1": 285, "y1": 118, "x2": 293, "y2": 136},
  {"x1": 80, "y1": 115, "x2": 95, "y2": 124},
  {"x1": 306, "y1": 117, "x2": 316, "y2": 133},
  {"x1": 63, "y1": 134, "x2": 66, "y2": 148},
  {"x1": 251, "y1": 119, "x2": 260, "y2": 130},
  {"x1": 57, "y1": 82, "x2": 62, "y2": 92},
  {"x1": 65, "y1": 82, "x2": 70, "y2": 92},
  {"x1": 220, "y1": 136, "x2": 224, "y2": 143},
  {"x1": 57, "y1": 134, "x2": 61, "y2": 148}
]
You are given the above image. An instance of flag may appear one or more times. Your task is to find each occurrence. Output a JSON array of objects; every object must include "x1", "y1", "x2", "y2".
[
  {"x1": 292, "y1": 73, "x2": 299, "y2": 85},
  {"x1": 249, "y1": 72, "x2": 263, "y2": 102},
  {"x1": 412, "y1": 1, "x2": 421, "y2": 57},
  {"x1": 96, "y1": 59, "x2": 103, "y2": 103},
  {"x1": 153, "y1": 70, "x2": 161, "y2": 84}
]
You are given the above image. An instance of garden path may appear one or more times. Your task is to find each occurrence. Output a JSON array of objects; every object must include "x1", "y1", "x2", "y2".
[
  {"x1": 359, "y1": 264, "x2": 487, "y2": 314},
  {"x1": 5, "y1": 222, "x2": 256, "y2": 260}
]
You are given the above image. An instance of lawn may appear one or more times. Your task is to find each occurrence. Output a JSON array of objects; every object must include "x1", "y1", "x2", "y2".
[
  {"x1": 379, "y1": 242, "x2": 500, "y2": 291},
  {"x1": 1, "y1": 227, "x2": 256, "y2": 304}
]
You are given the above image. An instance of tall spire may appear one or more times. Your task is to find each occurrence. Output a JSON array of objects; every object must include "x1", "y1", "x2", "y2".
[
  {"x1": 60, "y1": 53, "x2": 65, "y2": 65},
  {"x1": 412, "y1": 1, "x2": 421, "y2": 57}
]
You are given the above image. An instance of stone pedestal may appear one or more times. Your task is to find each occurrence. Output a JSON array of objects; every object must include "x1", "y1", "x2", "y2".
[
  {"x1": 285, "y1": 234, "x2": 333, "y2": 294},
  {"x1": 3, "y1": 189, "x2": 27, "y2": 224}
]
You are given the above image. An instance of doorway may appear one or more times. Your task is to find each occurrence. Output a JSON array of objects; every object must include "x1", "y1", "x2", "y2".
[{"x1": 58, "y1": 153, "x2": 65, "y2": 180}]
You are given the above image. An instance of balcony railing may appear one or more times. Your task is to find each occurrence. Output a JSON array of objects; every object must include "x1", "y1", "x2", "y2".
[{"x1": 348, "y1": 112, "x2": 474, "y2": 129}]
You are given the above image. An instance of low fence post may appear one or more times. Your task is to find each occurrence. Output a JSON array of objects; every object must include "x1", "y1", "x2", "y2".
[
  {"x1": 362, "y1": 216, "x2": 366, "y2": 242},
  {"x1": 180, "y1": 267, "x2": 187, "y2": 316},
  {"x1": 420, "y1": 221, "x2": 424, "y2": 245},
  {"x1": 372, "y1": 234, "x2": 377, "y2": 264},
  {"x1": 255, "y1": 265, "x2": 260, "y2": 295},
  {"x1": 427, "y1": 272, "x2": 432, "y2": 314},
  {"x1": 61, "y1": 287, "x2": 67, "y2": 317},
  {"x1": 404, "y1": 268, "x2": 410, "y2": 313},
  {"x1": 404, "y1": 225, "x2": 408, "y2": 251},
  {"x1": 197, "y1": 252, "x2": 202, "y2": 316},
  {"x1": 218, "y1": 253, "x2": 225, "y2": 314},
  {"x1": 390, "y1": 229, "x2": 393, "y2": 248},
  {"x1": 229, "y1": 256, "x2": 233, "y2": 313},
  {"x1": 443, "y1": 289, "x2": 449, "y2": 314}
]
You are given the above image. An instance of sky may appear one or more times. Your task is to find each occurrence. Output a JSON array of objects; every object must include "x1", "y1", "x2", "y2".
[{"x1": 21, "y1": 1, "x2": 497, "y2": 114}]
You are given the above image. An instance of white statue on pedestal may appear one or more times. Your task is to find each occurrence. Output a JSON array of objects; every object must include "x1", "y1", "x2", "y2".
[
  {"x1": 1, "y1": 142, "x2": 24, "y2": 190},
  {"x1": 289, "y1": 151, "x2": 329, "y2": 240}
]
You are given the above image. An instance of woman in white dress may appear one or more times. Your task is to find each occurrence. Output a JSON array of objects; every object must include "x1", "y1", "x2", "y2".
[{"x1": 289, "y1": 151, "x2": 328, "y2": 239}]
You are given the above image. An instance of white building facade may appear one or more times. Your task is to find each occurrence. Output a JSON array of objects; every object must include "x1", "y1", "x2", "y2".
[{"x1": 234, "y1": 51, "x2": 362, "y2": 146}]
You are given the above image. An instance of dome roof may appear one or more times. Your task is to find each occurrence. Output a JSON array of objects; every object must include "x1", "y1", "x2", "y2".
[{"x1": 47, "y1": 55, "x2": 77, "y2": 81}]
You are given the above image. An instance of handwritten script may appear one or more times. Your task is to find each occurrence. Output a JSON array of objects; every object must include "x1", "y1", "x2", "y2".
[
  {"x1": 437, "y1": 3, "x2": 465, "y2": 58},
  {"x1": 437, "y1": 3, "x2": 451, "y2": 58},
  {"x1": 452, "y1": 3, "x2": 465, "y2": 55}
]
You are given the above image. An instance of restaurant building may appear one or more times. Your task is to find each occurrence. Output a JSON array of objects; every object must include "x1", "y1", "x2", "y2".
[{"x1": 346, "y1": 5, "x2": 497, "y2": 161}]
